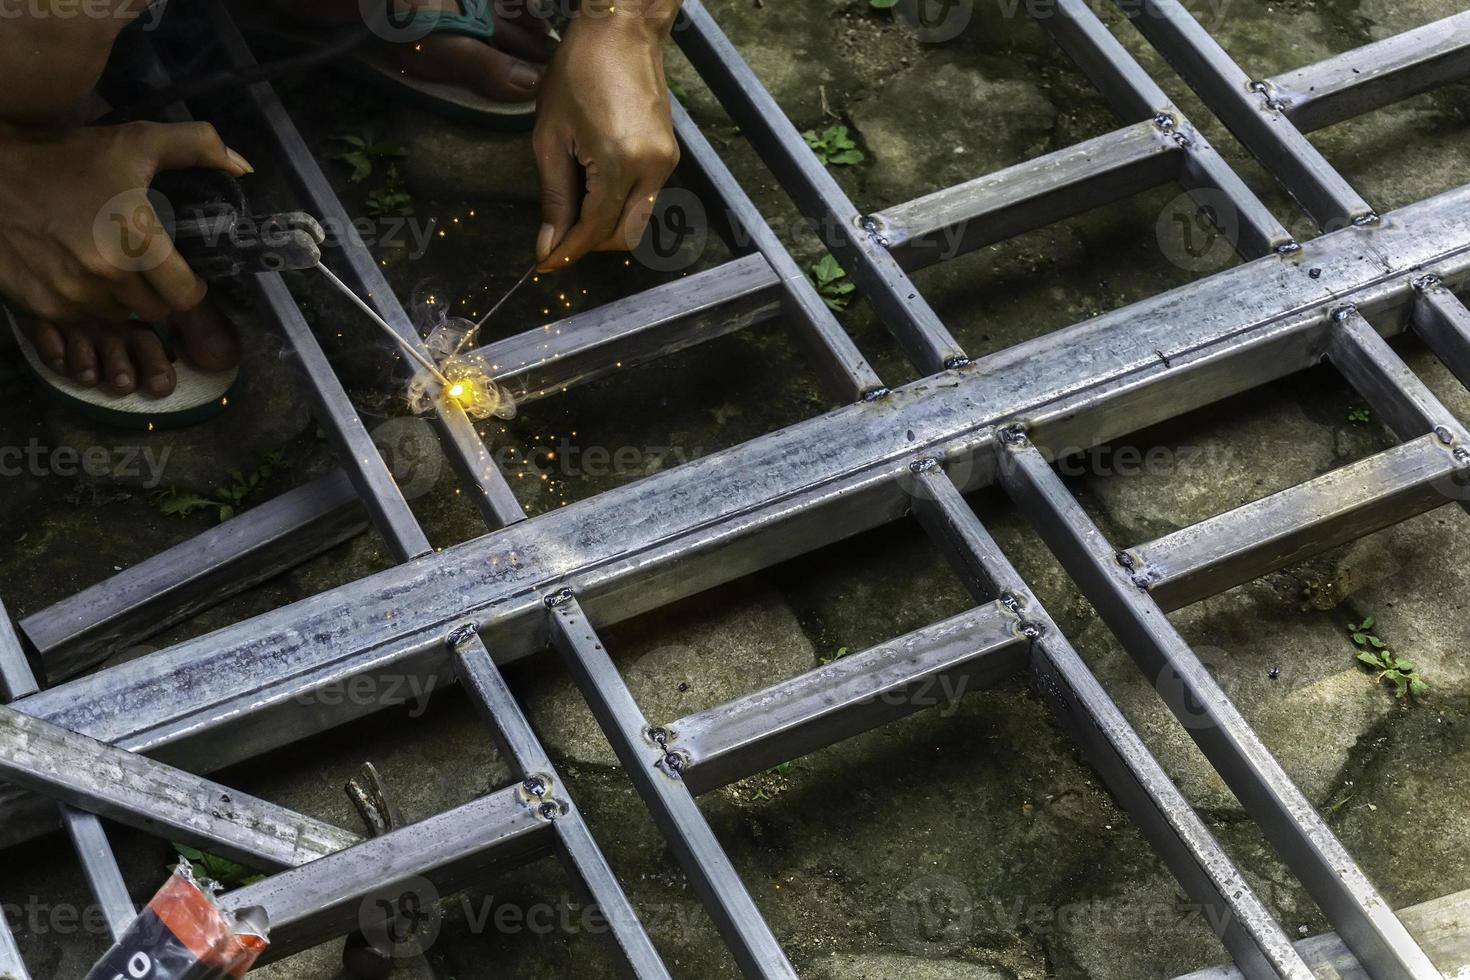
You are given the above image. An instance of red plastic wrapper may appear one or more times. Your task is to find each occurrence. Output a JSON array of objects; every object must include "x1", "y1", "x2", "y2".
[{"x1": 85, "y1": 860, "x2": 270, "y2": 980}]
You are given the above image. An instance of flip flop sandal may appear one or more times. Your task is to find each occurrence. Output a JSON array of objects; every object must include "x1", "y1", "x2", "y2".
[
  {"x1": 239, "y1": 1, "x2": 545, "y2": 131},
  {"x1": 5, "y1": 307, "x2": 239, "y2": 432}
]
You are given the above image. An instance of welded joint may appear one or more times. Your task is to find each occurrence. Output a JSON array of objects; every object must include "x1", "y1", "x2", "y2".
[
  {"x1": 645, "y1": 726, "x2": 689, "y2": 781},
  {"x1": 1115, "y1": 549, "x2": 1156, "y2": 592},
  {"x1": 1275, "y1": 240, "x2": 1303, "y2": 256},
  {"x1": 861, "y1": 386, "x2": 892, "y2": 403},
  {"x1": 857, "y1": 215, "x2": 893, "y2": 250},
  {"x1": 1352, "y1": 212, "x2": 1382, "y2": 228},
  {"x1": 943, "y1": 355, "x2": 973, "y2": 371},
  {"x1": 518, "y1": 773, "x2": 569, "y2": 821},
  {"x1": 1247, "y1": 80, "x2": 1292, "y2": 114},
  {"x1": 909, "y1": 457, "x2": 940, "y2": 475},
  {"x1": 1151, "y1": 111, "x2": 1192, "y2": 148},
  {"x1": 446, "y1": 622, "x2": 480, "y2": 650},
  {"x1": 544, "y1": 587, "x2": 576, "y2": 609},
  {"x1": 997, "y1": 423, "x2": 1029, "y2": 447}
]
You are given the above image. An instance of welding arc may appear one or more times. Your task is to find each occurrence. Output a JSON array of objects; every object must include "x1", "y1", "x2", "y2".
[{"x1": 314, "y1": 262, "x2": 450, "y2": 386}]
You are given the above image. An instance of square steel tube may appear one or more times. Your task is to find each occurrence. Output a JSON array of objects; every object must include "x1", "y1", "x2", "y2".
[
  {"x1": 219, "y1": 785, "x2": 554, "y2": 962},
  {"x1": 1116, "y1": 0, "x2": 1375, "y2": 228},
  {"x1": 909, "y1": 467, "x2": 1313, "y2": 979},
  {"x1": 0, "y1": 184, "x2": 1466, "y2": 849},
  {"x1": 21, "y1": 471, "x2": 365, "y2": 682},
  {"x1": 1411, "y1": 279, "x2": 1470, "y2": 391},
  {"x1": 1125, "y1": 433, "x2": 1469, "y2": 610},
  {"x1": 992, "y1": 436, "x2": 1439, "y2": 980},
  {"x1": 1267, "y1": 12, "x2": 1470, "y2": 133},
  {"x1": 665, "y1": 602, "x2": 1029, "y2": 795},
  {"x1": 1034, "y1": 0, "x2": 1293, "y2": 257},
  {"x1": 548, "y1": 597, "x2": 796, "y2": 978},
  {"x1": 676, "y1": 0, "x2": 969, "y2": 373}
]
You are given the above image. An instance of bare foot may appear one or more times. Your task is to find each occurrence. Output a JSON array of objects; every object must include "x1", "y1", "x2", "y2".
[
  {"x1": 291, "y1": 0, "x2": 556, "y2": 102},
  {"x1": 22, "y1": 301, "x2": 239, "y2": 398}
]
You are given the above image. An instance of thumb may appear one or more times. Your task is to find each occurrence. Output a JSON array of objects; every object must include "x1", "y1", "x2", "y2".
[
  {"x1": 535, "y1": 139, "x2": 580, "y2": 270},
  {"x1": 146, "y1": 122, "x2": 254, "y2": 176}
]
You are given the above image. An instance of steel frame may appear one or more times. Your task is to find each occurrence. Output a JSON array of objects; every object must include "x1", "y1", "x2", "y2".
[{"x1": 3, "y1": 0, "x2": 1470, "y2": 976}]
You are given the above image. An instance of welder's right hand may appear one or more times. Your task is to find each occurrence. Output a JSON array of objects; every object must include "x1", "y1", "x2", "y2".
[{"x1": 0, "y1": 120, "x2": 253, "y2": 323}]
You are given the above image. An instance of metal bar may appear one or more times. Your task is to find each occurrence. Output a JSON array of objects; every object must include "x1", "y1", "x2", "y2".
[
  {"x1": 2, "y1": 182, "x2": 1468, "y2": 843},
  {"x1": 251, "y1": 274, "x2": 432, "y2": 559},
  {"x1": 219, "y1": 785, "x2": 554, "y2": 961},
  {"x1": 992, "y1": 434, "x2": 1440, "y2": 980},
  {"x1": 1268, "y1": 12, "x2": 1470, "y2": 133},
  {"x1": 1176, "y1": 886, "x2": 1470, "y2": 980},
  {"x1": 909, "y1": 466, "x2": 1311, "y2": 979},
  {"x1": 870, "y1": 121, "x2": 1183, "y2": 269},
  {"x1": 1126, "y1": 434, "x2": 1467, "y2": 610},
  {"x1": 1411, "y1": 276, "x2": 1470, "y2": 390},
  {"x1": 676, "y1": 0, "x2": 968, "y2": 374},
  {"x1": 0, "y1": 601, "x2": 135, "y2": 943},
  {"x1": 669, "y1": 98, "x2": 883, "y2": 401},
  {"x1": 548, "y1": 597, "x2": 797, "y2": 978},
  {"x1": 668, "y1": 604, "x2": 1027, "y2": 795},
  {"x1": 207, "y1": 3, "x2": 526, "y2": 530},
  {"x1": 0, "y1": 702, "x2": 358, "y2": 870},
  {"x1": 1116, "y1": 0, "x2": 1375, "y2": 229},
  {"x1": 481, "y1": 252, "x2": 779, "y2": 403},
  {"x1": 1327, "y1": 307, "x2": 1470, "y2": 445},
  {"x1": 22, "y1": 471, "x2": 365, "y2": 682},
  {"x1": 1036, "y1": 0, "x2": 1293, "y2": 257}
]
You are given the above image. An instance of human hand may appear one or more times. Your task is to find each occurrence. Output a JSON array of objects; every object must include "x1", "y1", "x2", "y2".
[
  {"x1": 532, "y1": 2, "x2": 681, "y2": 272},
  {"x1": 0, "y1": 120, "x2": 252, "y2": 323}
]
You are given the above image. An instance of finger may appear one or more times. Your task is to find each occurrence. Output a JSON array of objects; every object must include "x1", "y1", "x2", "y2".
[
  {"x1": 110, "y1": 273, "x2": 173, "y2": 324},
  {"x1": 541, "y1": 172, "x2": 636, "y2": 271},
  {"x1": 534, "y1": 135, "x2": 581, "y2": 269},
  {"x1": 98, "y1": 328, "x2": 137, "y2": 395},
  {"x1": 127, "y1": 325, "x2": 176, "y2": 397},
  {"x1": 142, "y1": 249, "x2": 208, "y2": 314},
  {"x1": 65, "y1": 327, "x2": 99, "y2": 387},
  {"x1": 141, "y1": 121, "x2": 253, "y2": 176},
  {"x1": 22, "y1": 319, "x2": 67, "y2": 374},
  {"x1": 175, "y1": 301, "x2": 240, "y2": 372},
  {"x1": 595, "y1": 178, "x2": 663, "y2": 253}
]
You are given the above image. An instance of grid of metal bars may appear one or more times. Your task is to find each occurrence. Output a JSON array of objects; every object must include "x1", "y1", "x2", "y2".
[{"x1": 2, "y1": 0, "x2": 1469, "y2": 976}]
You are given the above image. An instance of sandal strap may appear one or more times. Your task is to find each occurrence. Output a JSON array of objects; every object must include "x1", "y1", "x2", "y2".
[{"x1": 405, "y1": 0, "x2": 496, "y2": 42}]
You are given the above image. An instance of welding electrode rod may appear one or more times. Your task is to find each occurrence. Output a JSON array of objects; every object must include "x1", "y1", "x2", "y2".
[
  {"x1": 314, "y1": 262, "x2": 449, "y2": 385},
  {"x1": 455, "y1": 262, "x2": 538, "y2": 355}
]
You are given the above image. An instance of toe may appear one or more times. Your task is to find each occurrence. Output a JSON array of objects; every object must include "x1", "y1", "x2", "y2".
[
  {"x1": 175, "y1": 303, "x2": 240, "y2": 372},
  {"x1": 417, "y1": 34, "x2": 543, "y2": 102},
  {"x1": 127, "y1": 327, "x2": 176, "y2": 397},
  {"x1": 99, "y1": 331, "x2": 137, "y2": 396},
  {"x1": 22, "y1": 320, "x2": 67, "y2": 374},
  {"x1": 65, "y1": 329, "x2": 99, "y2": 387}
]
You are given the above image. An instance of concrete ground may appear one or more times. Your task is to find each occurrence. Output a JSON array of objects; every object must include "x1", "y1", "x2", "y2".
[{"x1": 0, "y1": 0, "x2": 1468, "y2": 977}]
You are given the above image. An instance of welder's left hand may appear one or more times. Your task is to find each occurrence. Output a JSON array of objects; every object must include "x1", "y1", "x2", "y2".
[{"x1": 532, "y1": 1, "x2": 681, "y2": 272}]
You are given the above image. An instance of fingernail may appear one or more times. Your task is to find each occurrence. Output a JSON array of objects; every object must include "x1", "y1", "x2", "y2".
[
  {"x1": 149, "y1": 373, "x2": 172, "y2": 395},
  {"x1": 206, "y1": 333, "x2": 235, "y2": 360},
  {"x1": 226, "y1": 148, "x2": 255, "y2": 175},
  {"x1": 537, "y1": 223, "x2": 556, "y2": 262},
  {"x1": 113, "y1": 373, "x2": 133, "y2": 392},
  {"x1": 510, "y1": 61, "x2": 543, "y2": 90},
  {"x1": 78, "y1": 369, "x2": 97, "y2": 386}
]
